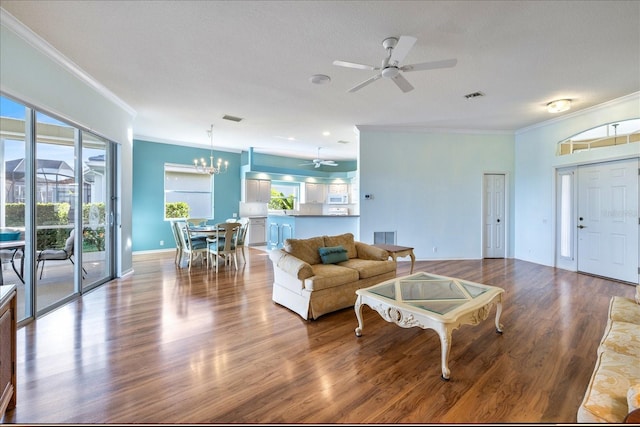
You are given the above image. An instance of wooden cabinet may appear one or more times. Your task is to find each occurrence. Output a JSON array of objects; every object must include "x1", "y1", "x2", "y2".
[
  {"x1": 247, "y1": 217, "x2": 266, "y2": 246},
  {"x1": 244, "y1": 179, "x2": 271, "y2": 203},
  {"x1": 304, "y1": 183, "x2": 325, "y2": 203},
  {"x1": 0, "y1": 285, "x2": 16, "y2": 418}
]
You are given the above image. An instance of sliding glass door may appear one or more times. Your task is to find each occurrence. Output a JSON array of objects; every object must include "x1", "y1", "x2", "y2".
[
  {"x1": 81, "y1": 131, "x2": 114, "y2": 291},
  {"x1": 1, "y1": 94, "x2": 118, "y2": 321}
]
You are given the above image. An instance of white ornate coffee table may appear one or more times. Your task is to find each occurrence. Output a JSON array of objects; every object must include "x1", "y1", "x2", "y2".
[{"x1": 354, "y1": 272, "x2": 504, "y2": 380}]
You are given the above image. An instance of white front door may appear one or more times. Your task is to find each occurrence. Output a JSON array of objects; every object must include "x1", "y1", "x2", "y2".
[
  {"x1": 577, "y1": 158, "x2": 639, "y2": 283},
  {"x1": 483, "y1": 174, "x2": 506, "y2": 258}
]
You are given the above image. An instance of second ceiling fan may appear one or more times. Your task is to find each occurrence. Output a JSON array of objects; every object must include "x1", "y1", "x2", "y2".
[
  {"x1": 300, "y1": 147, "x2": 338, "y2": 168},
  {"x1": 333, "y1": 35, "x2": 457, "y2": 93}
]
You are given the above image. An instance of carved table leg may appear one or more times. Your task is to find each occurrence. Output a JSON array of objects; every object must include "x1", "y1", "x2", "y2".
[
  {"x1": 438, "y1": 328, "x2": 452, "y2": 380},
  {"x1": 354, "y1": 296, "x2": 364, "y2": 337},
  {"x1": 495, "y1": 300, "x2": 503, "y2": 333}
]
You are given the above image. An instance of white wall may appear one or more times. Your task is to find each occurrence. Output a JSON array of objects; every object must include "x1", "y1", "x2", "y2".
[
  {"x1": 358, "y1": 129, "x2": 515, "y2": 260},
  {"x1": 513, "y1": 92, "x2": 640, "y2": 267},
  {"x1": 0, "y1": 11, "x2": 135, "y2": 274}
]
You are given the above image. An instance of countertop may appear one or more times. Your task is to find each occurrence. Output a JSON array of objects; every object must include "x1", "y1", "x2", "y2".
[{"x1": 267, "y1": 214, "x2": 359, "y2": 217}]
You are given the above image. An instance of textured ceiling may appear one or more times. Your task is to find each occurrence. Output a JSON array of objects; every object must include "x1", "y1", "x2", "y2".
[{"x1": 1, "y1": 0, "x2": 639, "y2": 161}]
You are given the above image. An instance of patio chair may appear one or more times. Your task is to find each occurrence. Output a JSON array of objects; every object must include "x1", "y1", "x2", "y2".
[{"x1": 36, "y1": 229, "x2": 87, "y2": 279}]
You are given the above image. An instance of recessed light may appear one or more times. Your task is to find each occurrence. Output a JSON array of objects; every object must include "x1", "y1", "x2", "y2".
[
  {"x1": 310, "y1": 74, "x2": 331, "y2": 85},
  {"x1": 322, "y1": 131, "x2": 331, "y2": 136}
]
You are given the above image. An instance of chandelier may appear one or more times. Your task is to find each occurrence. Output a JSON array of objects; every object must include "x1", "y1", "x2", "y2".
[{"x1": 194, "y1": 124, "x2": 228, "y2": 174}]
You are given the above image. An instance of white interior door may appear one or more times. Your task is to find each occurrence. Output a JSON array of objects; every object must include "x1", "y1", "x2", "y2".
[
  {"x1": 577, "y1": 158, "x2": 639, "y2": 283},
  {"x1": 483, "y1": 174, "x2": 506, "y2": 258}
]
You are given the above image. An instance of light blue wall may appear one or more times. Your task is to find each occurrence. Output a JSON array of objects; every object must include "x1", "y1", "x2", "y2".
[
  {"x1": 358, "y1": 130, "x2": 515, "y2": 260},
  {"x1": 132, "y1": 139, "x2": 242, "y2": 252},
  {"x1": 513, "y1": 92, "x2": 640, "y2": 267}
]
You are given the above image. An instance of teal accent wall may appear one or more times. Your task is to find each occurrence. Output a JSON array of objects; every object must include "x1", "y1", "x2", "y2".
[{"x1": 132, "y1": 139, "x2": 241, "y2": 252}]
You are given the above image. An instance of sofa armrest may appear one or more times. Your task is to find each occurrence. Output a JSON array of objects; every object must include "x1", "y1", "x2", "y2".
[
  {"x1": 268, "y1": 249, "x2": 314, "y2": 280},
  {"x1": 355, "y1": 242, "x2": 390, "y2": 261}
]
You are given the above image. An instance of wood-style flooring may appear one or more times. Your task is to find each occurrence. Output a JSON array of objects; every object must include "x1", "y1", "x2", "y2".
[{"x1": 2, "y1": 247, "x2": 636, "y2": 424}]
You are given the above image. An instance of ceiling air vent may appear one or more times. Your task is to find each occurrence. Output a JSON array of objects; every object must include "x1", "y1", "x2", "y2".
[
  {"x1": 222, "y1": 114, "x2": 243, "y2": 122},
  {"x1": 337, "y1": 140, "x2": 350, "y2": 144},
  {"x1": 464, "y1": 91, "x2": 485, "y2": 99}
]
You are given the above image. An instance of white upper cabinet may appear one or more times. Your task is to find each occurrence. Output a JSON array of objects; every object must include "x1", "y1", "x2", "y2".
[
  {"x1": 304, "y1": 183, "x2": 325, "y2": 203},
  {"x1": 244, "y1": 179, "x2": 271, "y2": 203},
  {"x1": 328, "y1": 183, "x2": 349, "y2": 194}
]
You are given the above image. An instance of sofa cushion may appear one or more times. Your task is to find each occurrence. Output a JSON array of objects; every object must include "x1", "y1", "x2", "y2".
[
  {"x1": 578, "y1": 350, "x2": 640, "y2": 423},
  {"x1": 338, "y1": 258, "x2": 397, "y2": 279},
  {"x1": 304, "y1": 264, "x2": 359, "y2": 291},
  {"x1": 599, "y1": 320, "x2": 640, "y2": 357},
  {"x1": 609, "y1": 296, "x2": 640, "y2": 325},
  {"x1": 323, "y1": 233, "x2": 357, "y2": 259},
  {"x1": 318, "y1": 245, "x2": 349, "y2": 264},
  {"x1": 284, "y1": 236, "x2": 325, "y2": 265}
]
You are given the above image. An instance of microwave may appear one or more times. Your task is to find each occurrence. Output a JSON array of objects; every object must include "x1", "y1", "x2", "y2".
[{"x1": 327, "y1": 193, "x2": 349, "y2": 204}]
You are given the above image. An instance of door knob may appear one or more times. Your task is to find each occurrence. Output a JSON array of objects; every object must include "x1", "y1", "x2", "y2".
[
  {"x1": 497, "y1": 219, "x2": 501, "y2": 223},
  {"x1": 577, "y1": 225, "x2": 586, "y2": 229}
]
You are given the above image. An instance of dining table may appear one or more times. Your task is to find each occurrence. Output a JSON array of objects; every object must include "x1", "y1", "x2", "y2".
[{"x1": 0, "y1": 240, "x2": 25, "y2": 284}]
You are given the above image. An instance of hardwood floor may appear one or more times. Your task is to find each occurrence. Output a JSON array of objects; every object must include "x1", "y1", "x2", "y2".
[{"x1": 2, "y1": 248, "x2": 636, "y2": 423}]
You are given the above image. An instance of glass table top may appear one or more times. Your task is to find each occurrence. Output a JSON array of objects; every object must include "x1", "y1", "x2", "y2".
[{"x1": 366, "y1": 272, "x2": 491, "y2": 315}]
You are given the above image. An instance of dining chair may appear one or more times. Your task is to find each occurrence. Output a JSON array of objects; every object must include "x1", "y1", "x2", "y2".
[
  {"x1": 186, "y1": 218, "x2": 208, "y2": 227},
  {"x1": 169, "y1": 220, "x2": 183, "y2": 265},
  {"x1": 207, "y1": 222, "x2": 240, "y2": 273},
  {"x1": 176, "y1": 220, "x2": 208, "y2": 270},
  {"x1": 36, "y1": 229, "x2": 87, "y2": 279},
  {"x1": 235, "y1": 218, "x2": 250, "y2": 264}
]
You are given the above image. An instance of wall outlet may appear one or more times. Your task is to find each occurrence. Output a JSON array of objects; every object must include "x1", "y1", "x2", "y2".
[
  {"x1": 233, "y1": 213, "x2": 238, "y2": 217},
  {"x1": 433, "y1": 246, "x2": 437, "y2": 253},
  {"x1": 160, "y1": 240, "x2": 164, "y2": 246}
]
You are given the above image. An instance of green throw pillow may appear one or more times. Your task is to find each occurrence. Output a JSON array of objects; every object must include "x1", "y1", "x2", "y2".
[{"x1": 318, "y1": 245, "x2": 348, "y2": 264}]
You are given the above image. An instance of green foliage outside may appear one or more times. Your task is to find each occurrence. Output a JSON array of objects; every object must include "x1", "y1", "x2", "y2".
[
  {"x1": 4, "y1": 202, "x2": 106, "y2": 251},
  {"x1": 268, "y1": 189, "x2": 295, "y2": 210},
  {"x1": 165, "y1": 202, "x2": 190, "y2": 219}
]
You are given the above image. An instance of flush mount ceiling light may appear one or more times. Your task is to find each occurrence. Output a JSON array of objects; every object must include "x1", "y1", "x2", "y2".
[
  {"x1": 547, "y1": 99, "x2": 571, "y2": 113},
  {"x1": 310, "y1": 74, "x2": 331, "y2": 84}
]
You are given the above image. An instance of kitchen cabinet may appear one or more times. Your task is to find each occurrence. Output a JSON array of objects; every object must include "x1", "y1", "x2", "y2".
[
  {"x1": 304, "y1": 183, "x2": 325, "y2": 203},
  {"x1": 0, "y1": 285, "x2": 16, "y2": 418},
  {"x1": 267, "y1": 215, "x2": 295, "y2": 249},
  {"x1": 244, "y1": 179, "x2": 271, "y2": 203},
  {"x1": 247, "y1": 217, "x2": 266, "y2": 246},
  {"x1": 328, "y1": 183, "x2": 349, "y2": 195}
]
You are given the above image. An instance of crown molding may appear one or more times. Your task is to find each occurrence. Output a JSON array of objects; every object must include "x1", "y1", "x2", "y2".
[
  {"x1": 515, "y1": 92, "x2": 640, "y2": 135},
  {"x1": 1, "y1": 7, "x2": 136, "y2": 118},
  {"x1": 356, "y1": 124, "x2": 513, "y2": 135}
]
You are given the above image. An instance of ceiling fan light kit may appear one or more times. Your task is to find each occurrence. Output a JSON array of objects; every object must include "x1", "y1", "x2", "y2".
[{"x1": 333, "y1": 35, "x2": 458, "y2": 93}]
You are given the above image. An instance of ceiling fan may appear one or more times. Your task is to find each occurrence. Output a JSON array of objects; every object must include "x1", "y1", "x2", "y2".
[
  {"x1": 333, "y1": 35, "x2": 457, "y2": 93},
  {"x1": 300, "y1": 147, "x2": 338, "y2": 168}
]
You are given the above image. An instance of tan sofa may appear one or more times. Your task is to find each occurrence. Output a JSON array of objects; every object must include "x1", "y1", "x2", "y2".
[
  {"x1": 577, "y1": 288, "x2": 640, "y2": 423},
  {"x1": 269, "y1": 233, "x2": 397, "y2": 320}
]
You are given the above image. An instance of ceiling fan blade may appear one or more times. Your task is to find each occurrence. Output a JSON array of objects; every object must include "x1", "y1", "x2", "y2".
[
  {"x1": 391, "y1": 73, "x2": 414, "y2": 93},
  {"x1": 389, "y1": 35, "x2": 417, "y2": 66},
  {"x1": 401, "y1": 58, "x2": 458, "y2": 72},
  {"x1": 333, "y1": 60, "x2": 378, "y2": 71},
  {"x1": 321, "y1": 161, "x2": 338, "y2": 166},
  {"x1": 348, "y1": 74, "x2": 382, "y2": 92}
]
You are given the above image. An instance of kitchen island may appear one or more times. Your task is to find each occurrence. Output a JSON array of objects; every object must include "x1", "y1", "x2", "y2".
[{"x1": 267, "y1": 214, "x2": 359, "y2": 249}]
